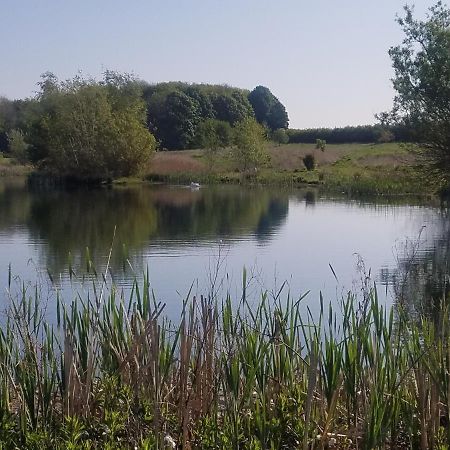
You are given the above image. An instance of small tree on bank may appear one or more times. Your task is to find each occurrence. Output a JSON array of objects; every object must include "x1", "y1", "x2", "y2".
[
  {"x1": 195, "y1": 119, "x2": 233, "y2": 169},
  {"x1": 272, "y1": 128, "x2": 289, "y2": 146},
  {"x1": 315, "y1": 139, "x2": 326, "y2": 151},
  {"x1": 232, "y1": 118, "x2": 269, "y2": 173}
]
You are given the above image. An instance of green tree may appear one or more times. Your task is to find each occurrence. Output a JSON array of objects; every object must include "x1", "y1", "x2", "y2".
[
  {"x1": 315, "y1": 139, "x2": 326, "y2": 151},
  {"x1": 248, "y1": 86, "x2": 289, "y2": 130},
  {"x1": 0, "y1": 97, "x2": 26, "y2": 152},
  {"x1": 29, "y1": 73, "x2": 156, "y2": 179},
  {"x1": 272, "y1": 128, "x2": 289, "y2": 146},
  {"x1": 195, "y1": 119, "x2": 233, "y2": 169},
  {"x1": 232, "y1": 118, "x2": 269, "y2": 173},
  {"x1": 148, "y1": 90, "x2": 201, "y2": 149},
  {"x1": 212, "y1": 91, "x2": 254, "y2": 124},
  {"x1": 380, "y1": 2, "x2": 450, "y2": 186},
  {"x1": 7, "y1": 129, "x2": 29, "y2": 163},
  {"x1": 143, "y1": 82, "x2": 258, "y2": 149}
]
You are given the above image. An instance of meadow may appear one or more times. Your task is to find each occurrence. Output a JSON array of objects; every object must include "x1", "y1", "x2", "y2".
[
  {"x1": 144, "y1": 142, "x2": 428, "y2": 196},
  {"x1": 0, "y1": 142, "x2": 431, "y2": 197}
]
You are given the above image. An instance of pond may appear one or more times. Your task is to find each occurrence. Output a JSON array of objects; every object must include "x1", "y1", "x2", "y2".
[{"x1": 0, "y1": 177, "x2": 448, "y2": 320}]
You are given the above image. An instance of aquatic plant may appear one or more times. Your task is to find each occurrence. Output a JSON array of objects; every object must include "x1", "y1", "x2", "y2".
[{"x1": 0, "y1": 261, "x2": 449, "y2": 448}]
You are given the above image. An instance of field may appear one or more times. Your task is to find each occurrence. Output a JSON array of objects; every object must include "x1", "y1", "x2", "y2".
[
  {"x1": 1, "y1": 143, "x2": 429, "y2": 196},
  {"x1": 145, "y1": 142, "x2": 427, "y2": 195}
]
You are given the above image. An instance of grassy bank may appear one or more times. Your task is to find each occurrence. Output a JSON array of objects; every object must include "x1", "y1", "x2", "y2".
[
  {"x1": 145, "y1": 142, "x2": 429, "y2": 196},
  {"x1": 1, "y1": 143, "x2": 431, "y2": 196},
  {"x1": 0, "y1": 154, "x2": 32, "y2": 177},
  {"x1": 1, "y1": 268, "x2": 450, "y2": 448}
]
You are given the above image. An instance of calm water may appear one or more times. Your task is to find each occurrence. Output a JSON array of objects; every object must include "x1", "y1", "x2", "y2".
[{"x1": 0, "y1": 177, "x2": 448, "y2": 319}]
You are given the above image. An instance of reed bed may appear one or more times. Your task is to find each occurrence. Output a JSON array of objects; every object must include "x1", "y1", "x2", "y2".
[{"x1": 0, "y1": 267, "x2": 449, "y2": 449}]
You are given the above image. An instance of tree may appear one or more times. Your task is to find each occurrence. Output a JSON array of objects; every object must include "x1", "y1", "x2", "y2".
[
  {"x1": 380, "y1": 2, "x2": 450, "y2": 186},
  {"x1": 143, "y1": 83, "x2": 255, "y2": 149},
  {"x1": 232, "y1": 118, "x2": 269, "y2": 173},
  {"x1": 7, "y1": 129, "x2": 29, "y2": 163},
  {"x1": 212, "y1": 91, "x2": 255, "y2": 125},
  {"x1": 272, "y1": 128, "x2": 289, "y2": 146},
  {"x1": 0, "y1": 97, "x2": 24, "y2": 152},
  {"x1": 315, "y1": 139, "x2": 326, "y2": 151},
  {"x1": 148, "y1": 90, "x2": 201, "y2": 149},
  {"x1": 195, "y1": 119, "x2": 233, "y2": 169},
  {"x1": 29, "y1": 73, "x2": 156, "y2": 179},
  {"x1": 248, "y1": 86, "x2": 289, "y2": 130}
]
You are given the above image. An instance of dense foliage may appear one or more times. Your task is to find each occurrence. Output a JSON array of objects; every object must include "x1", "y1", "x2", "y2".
[
  {"x1": 143, "y1": 82, "x2": 257, "y2": 150},
  {"x1": 1, "y1": 80, "x2": 289, "y2": 160},
  {"x1": 380, "y1": 2, "x2": 450, "y2": 187},
  {"x1": 248, "y1": 85, "x2": 289, "y2": 130},
  {"x1": 232, "y1": 118, "x2": 269, "y2": 173},
  {"x1": 1, "y1": 73, "x2": 156, "y2": 180}
]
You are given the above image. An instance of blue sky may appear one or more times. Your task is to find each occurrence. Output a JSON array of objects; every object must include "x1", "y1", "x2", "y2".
[{"x1": 0, "y1": 0, "x2": 440, "y2": 128}]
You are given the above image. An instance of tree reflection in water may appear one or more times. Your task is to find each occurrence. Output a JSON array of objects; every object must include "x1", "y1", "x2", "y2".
[{"x1": 0, "y1": 182, "x2": 289, "y2": 275}]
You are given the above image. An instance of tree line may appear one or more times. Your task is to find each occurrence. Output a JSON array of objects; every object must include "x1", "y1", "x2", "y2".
[
  {"x1": 144, "y1": 83, "x2": 288, "y2": 150},
  {"x1": 287, "y1": 124, "x2": 412, "y2": 145},
  {"x1": 0, "y1": 77, "x2": 287, "y2": 179},
  {"x1": 0, "y1": 79, "x2": 289, "y2": 151}
]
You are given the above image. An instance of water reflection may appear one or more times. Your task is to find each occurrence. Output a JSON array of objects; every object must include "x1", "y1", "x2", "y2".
[
  {"x1": 380, "y1": 209, "x2": 450, "y2": 314},
  {"x1": 0, "y1": 180, "x2": 289, "y2": 274},
  {"x1": 1, "y1": 178, "x2": 450, "y2": 318}
]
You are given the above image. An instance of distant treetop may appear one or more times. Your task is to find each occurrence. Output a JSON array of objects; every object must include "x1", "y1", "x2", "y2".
[{"x1": 248, "y1": 86, "x2": 289, "y2": 131}]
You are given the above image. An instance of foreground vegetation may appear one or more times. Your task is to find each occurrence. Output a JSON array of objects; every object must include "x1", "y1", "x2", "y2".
[{"x1": 0, "y1": 263, "x2": 450, "y2": 449}]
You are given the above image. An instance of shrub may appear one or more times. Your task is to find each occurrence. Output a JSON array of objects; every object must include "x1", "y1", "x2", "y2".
[
  {"x1": 315, "y1": 139, "x2": 326, "y2": 151},
  {"x1": 303, "y1": 153, "x2": 316, "y2": 171}
]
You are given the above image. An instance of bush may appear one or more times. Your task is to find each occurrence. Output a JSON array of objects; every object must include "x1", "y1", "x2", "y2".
[
  {"x1": 303, "y1": 153, "x2": 316, "y2": 171},
  {"x1": 315, "y1": 139, "x2": 326, "y2": 151}
]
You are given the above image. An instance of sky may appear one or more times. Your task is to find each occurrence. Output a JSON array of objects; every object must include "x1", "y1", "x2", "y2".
[{"x1": 0, "y1": 0, "x2": 440, "y2": 128}]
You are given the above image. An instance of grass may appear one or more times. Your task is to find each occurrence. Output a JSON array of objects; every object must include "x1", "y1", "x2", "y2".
[
  {"x1": 2, "y1": 143, "x2": 432, "y2": 196},
  {"x1": 144, "y1": 143, "x2": 430, "y2": 196},
  {"x1": 1, "y1": 257, "x2": 450, "y2": 448},
  {"x1": 0, "y1": 154, "x2": 32, "y2": 177}
]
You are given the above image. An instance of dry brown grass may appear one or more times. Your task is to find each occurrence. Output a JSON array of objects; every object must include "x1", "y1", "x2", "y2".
[
  {"x1": 267, "y1": 143, "x2": 350, "y2": 170},
  {"x1": 145, "y1": 143, "x2": 413, "y2": 177},
  {"x1": 0, "y1": 156, "x2": 32, "y2": 177},
  {"x1": 148, "y1": 150, "x2": 206, "y2": 175}
]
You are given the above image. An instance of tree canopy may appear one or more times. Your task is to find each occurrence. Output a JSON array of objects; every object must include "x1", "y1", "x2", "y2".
[
  {"x1": 144, "y1": 83, "x2": 256, "y2": 150},
  {"x1": 248, "y1": 86, "x2": 289, "y2": 131},
  {"x1": 380, "y1": 2, "x2": 450, "y2": 186},
  {"x1": 28, "y1": 73, "x2": 156, "y2": 180}
]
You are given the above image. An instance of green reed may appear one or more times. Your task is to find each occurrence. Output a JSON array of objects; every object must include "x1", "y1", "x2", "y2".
[{"x1": 0, "y1": 262, "x2": 450, "y2": 449}]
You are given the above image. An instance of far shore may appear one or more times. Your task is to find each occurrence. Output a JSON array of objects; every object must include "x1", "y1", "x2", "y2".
[{"x1": 0, "y1": 142, "x2": 433, "y2": 197}]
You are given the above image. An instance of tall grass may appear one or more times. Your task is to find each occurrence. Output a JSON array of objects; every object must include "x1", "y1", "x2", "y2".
[{"x1": 1, "y1": 265, "x2": 449, "y2": 448}]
